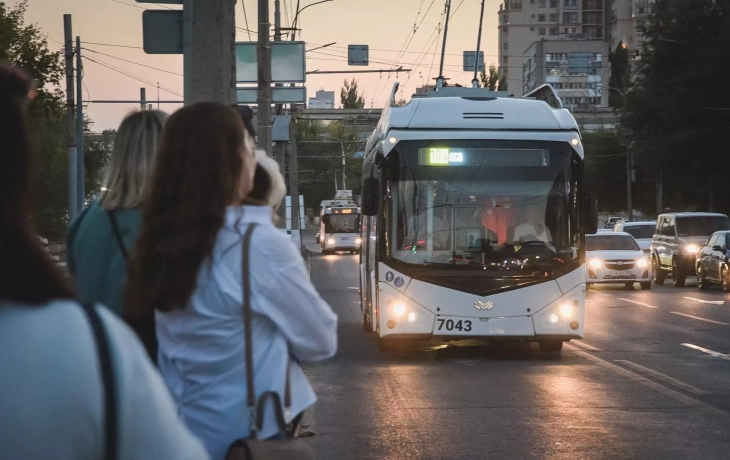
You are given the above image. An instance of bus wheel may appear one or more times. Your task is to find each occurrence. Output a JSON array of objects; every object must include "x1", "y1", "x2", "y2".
[{"x1": 538, "y1": 340, "x2": 563, "y2": 352}]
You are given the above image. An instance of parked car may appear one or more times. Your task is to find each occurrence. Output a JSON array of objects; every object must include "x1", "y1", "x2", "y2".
[
  {"x1": 651, "y1": 212, "x2": 730, "y2": 287},
  {"x1": 605, "y1": 216, "x2": 622, "y2": 229},
  {"x1": 613, "y1": 221, "x2": 656, "y2": 254},
  {"x1": 696, "y1": 230, "x2": 730, "y2": 291},
  {"x1": 586, "y1": 232, "x2": 652, "y2": 290}
]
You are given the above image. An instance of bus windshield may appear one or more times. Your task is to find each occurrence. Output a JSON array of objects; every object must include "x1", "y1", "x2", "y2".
[
  {"x1": 325, "y1": 214, "x2": 359, "y2": 233},
  {"x1": 386, "y1": 140, "x2": 582, "y2": 284}
]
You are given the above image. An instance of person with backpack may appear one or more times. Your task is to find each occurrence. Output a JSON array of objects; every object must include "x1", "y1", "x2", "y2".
[
  {"x1": 67, "y1": 110, "x2": 167, "y2": 363},
  {"x1": 124, "y1": 102, "x2": 338, "y2": 460},
  {"x1": 0, "y1": 62, "x2": 209, "y2": 460}
]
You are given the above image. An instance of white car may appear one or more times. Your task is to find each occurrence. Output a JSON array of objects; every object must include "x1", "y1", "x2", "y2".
[
  {"x1": 613, "y1": 221, "x2": 656, "y2": 254},
  {"x1": 586, "y1": 232, "x2": 652, "y2": 290}
]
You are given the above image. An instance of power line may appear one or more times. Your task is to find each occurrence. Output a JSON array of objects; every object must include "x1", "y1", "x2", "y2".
[
  {"x1": 83, "y1": 47, "x2": 183, "y2": 76},
  {"x1": 84, "y1": 41, "x2": 143, "y2": 50},
  {"x1": 241, "y1": 0, "x2": 253, "y2": 41},
  {"x1": 82, "y1": 55, "x2": 183, "y2": 98}
]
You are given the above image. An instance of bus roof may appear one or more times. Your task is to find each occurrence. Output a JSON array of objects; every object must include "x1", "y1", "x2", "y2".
[{"x1": 366, "y1": 83, "x2": 583, "y2": 159}]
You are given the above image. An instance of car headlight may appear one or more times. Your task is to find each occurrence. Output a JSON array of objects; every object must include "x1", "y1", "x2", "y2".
[
  {"x1": 636, "y1": 257, "x2": 648, "y2": 268},
  {"x1": 327, "y1": 238, "x2": 335, "y2": 245},
  {"x1": 589, "y1": 258, "x2": 602, "y2": 269},
  {"x1": 684, "y1": 244, "x2": 699, "y2": 254},
  {"x1": 355, "y1": 237, "x2": 362, "y2": 244}
]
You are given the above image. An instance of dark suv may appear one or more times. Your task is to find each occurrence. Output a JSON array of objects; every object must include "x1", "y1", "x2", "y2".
[{"x1": 651, "y1": 213, "x2": 730, "y2": 287}]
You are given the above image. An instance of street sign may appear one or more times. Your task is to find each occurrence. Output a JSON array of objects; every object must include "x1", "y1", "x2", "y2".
[
  {"x1": 463, "y1": 51, "x2": 485, "y2": 72},
  {"x1": 236, "y1": 87, "x2": 307, "y2": 104},
  {"x1": 136, "y1": 0, "x2": 182, "y2": 3},
  {"x1": 348, "y1": 45, "x2": 369, "y2": 66},
  {"x1": 272, "y1": 115, "x2": 291, "y2": 142},
  {"x1": 236, "y1": 42, "x2": 306, "y2": 83},
  {"x1": 142, "y1": 10, "x2": 183, "y2": 54}
]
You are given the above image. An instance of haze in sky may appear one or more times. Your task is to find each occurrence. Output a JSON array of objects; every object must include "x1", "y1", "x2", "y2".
[{"x1": 26, "y1": 0, "x2": 501, "y2": 130}]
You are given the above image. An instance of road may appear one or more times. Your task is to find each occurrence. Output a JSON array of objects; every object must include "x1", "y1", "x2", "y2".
[{"x1": 299, "y1": 231, "x2": 730, "y2": 459}]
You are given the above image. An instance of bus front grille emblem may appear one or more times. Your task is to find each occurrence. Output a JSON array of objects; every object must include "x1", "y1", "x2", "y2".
[{"x1": 474, "y1": 300, "x2": 494, "y2": 311}]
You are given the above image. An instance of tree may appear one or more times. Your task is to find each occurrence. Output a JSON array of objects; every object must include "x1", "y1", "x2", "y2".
[
  {"x1": 394, "y1": 98, "x2": 408, "y2": 107},
  {"x1": 479, "y1": 64, "x2": 500, "y2": 91},
  {"x1": 340, "y1": 79, "x2": 365, "y2": 109},
  {"x1": 583, "y1": 130, "x2": 627, "y2": 212},
  {"x1": 608, "y1": 42, "x2": 631, "y2": 108},
  {"x1": 1, "y1": 1, "x2": 108, "y2": 237},
  {"x1": 498, "y1": 76, "x2": 508, "y2": 91},
  {"x1": 621, "y1": 0, "x2": 730, "y2": 213}
]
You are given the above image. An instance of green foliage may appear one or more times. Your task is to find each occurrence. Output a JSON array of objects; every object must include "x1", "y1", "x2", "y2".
[
  {"x1": 340, "y1": 79, "x2": 365, "y2": 109},
  {"x1": 608, "y1": 42, "x2": 631, "y2": 108},
  {"x1": 621, "y1": 0, "x2": 730, "y2": 213},
  {"x1": 583, "y1": 130, "x2": 626, "y2": 213},
  {"x1": 1, "y1": 1, "x2": 110, "y2": 238},
  {"x1": 479, "y1": 64, "x2": 499, "y2": 91},
  {"x1": 498, "y1": 76, "x2": 507, "y2": 91}
]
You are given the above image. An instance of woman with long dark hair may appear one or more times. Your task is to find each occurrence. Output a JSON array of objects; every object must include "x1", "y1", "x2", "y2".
[
  {"x1": 0, "y1": 63, "x2": 209, "y2": 459},
  {"x1": 125, "y1": 102, "x2": 337, "y2": 460}
]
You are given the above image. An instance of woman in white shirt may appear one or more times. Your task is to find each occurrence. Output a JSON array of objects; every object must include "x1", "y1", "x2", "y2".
[
  {"x1": 124, "y1": 102, "x2": 338, "y2": 460},
  {"x1": 0, "y1": 63, "x2": 209, "y2": 460}
]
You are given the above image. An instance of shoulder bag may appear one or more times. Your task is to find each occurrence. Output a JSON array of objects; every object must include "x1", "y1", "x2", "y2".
[{"x1": 225, "y1": 223, "x2": 315, "y2": 460}]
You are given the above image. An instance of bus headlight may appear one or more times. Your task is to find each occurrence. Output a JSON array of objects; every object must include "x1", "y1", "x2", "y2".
[
  {"x1": 560, "y1": 304, "x2": 572, "y2": 317},
  {"x1": 408, "y1": 312, "x2": 417, "y2": 322},
  {"x1": 685, "y1": 244, "x2": 699, "y2": 254},
  {"x1": 550, "y1": 314, "x2": 559, "y2": 323},
  {"x1": 589, "y1": 258, "x2": 602, "y2": 269},
  {"x1": 356, "y1": 237, "x2": 362, "y2": 244},
  {"x1": 327, "y1": 238, "x2": 335, "y2": 245},
  {"x1": 393, "y1": 303, "x2": 406, "y2": 316},
  {"x1": 636, "y1": 257, "x2": 648, "y2": 268}
]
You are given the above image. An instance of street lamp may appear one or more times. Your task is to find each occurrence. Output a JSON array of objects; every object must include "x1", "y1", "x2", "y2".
[
  {"x1": 291, "y1": 0, "x2": 334, "y2": 41},
  {"x1": 317, "y1": 134, "x2": 347, "y2": 191}
]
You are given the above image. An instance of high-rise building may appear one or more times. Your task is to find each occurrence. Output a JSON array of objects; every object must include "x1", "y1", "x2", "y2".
[
  {"x1": 308, "y1": 89, "x2": 336, "y2": 109},
  {"x1": 609, "y1": 0, "x2": 655, "y2": 59},
  {"x1": 497, "y1": 0, "x2": 607, "y2": 96}
]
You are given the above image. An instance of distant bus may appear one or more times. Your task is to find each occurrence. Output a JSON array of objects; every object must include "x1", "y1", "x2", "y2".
[
  {"x1": 320, "y1": 201, "x2": 361, "y2": 255},
  {"x1": 359, "y1": 83, "x2": 598, "y2": 352}
]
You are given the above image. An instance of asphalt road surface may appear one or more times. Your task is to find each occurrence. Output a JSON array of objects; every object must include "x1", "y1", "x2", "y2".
[{"x1": 299, "y1": 231, "x2": 730, "y2": 459}]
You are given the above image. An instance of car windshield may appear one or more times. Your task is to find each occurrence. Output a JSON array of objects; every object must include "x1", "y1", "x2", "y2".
[
  {"x1": 675, "y1": 216, "x2": 730, "y2": 237},
  {"x1": 325, "y1": 214, "x2": 359, "y2": 233},
  {"x1": 587, "y1": 235, "x2": 640, "y2": 251},
  {"x1": 622, "y1": 225, "x2": 655, "y2": 239}
]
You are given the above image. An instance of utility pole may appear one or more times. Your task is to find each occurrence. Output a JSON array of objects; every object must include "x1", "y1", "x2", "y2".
[
  {"x1": 189, "y1": 0, "x2": 236, "y2": 104},
  {"x1": 272, "y1": 0, "x2": 287, "y2": 227},
  {"x1": 75, "y1": 36, "x2": 85, "y2": 211},
  {"x1": 656, "y1": 171, "x2": 663, "y2": 216},
  {"x1": 64, "y1": 14, "x2": 78, "y2": 220},
  {"x1": 436, "y1": 0, "x2": 452, "y2": 88},
  {"x1": 472, "y1": 0, "x2": 486, "y2": 88},
  {"x1": 257, "y1": 0, "x2": 273, "y2": 151},
  {"x1": 626, "y1": 138, "x2": 633, "y2": 221},
  {"x1": 182, "y1": 0, "x2": 193, "y2": 104},
  {"x1": 140, "y1": 87, "x2": 147, "y2": 111},
  {"x1": 289, "y1": 117, "x2": 300, "y2": 239}
]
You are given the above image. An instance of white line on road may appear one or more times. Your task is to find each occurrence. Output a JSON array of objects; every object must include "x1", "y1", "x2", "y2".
[
  {"x1": 684, "y1": 297, "x2": 725, "y2": 305},
  {"x1": 564, "y1": 344, "x2": 725, "y2": 415},
  {"x1": 619, "y1": 298, "x2": 659, "y2": 309},
  {"x1": 589, "y1": 291, "x2": 614, "y2": 298},
  {"x1": 347, "y1": 287, "x2": 359, "y2": 290},
  {"x1": 615, "y1": 360, "x2": 709, "y2": 396},
  {"x1": 670, "y1": 311, "x2": 728, "y2": 325},
  {"x1": 681, "y1": 343, "x2": 730, "y2": 360},
  {"x1": 570, "y1": 340, "x2": 602, "y2": 352}
]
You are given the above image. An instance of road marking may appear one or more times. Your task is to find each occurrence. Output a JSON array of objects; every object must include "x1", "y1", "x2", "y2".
[
  {"x1": 619, "y1": 298, "x2": 659, "y2": 309},
  {"x1": 670, "y1": 311, "x2": 728, "y2": 325},
  {"x1": 347, "y1": 287, "x2": 359, "y2": 290},
  {"x1": 570, "y1": 340, "x2": 602, "y2": 352},
  {"x1": 684, "y1": 297, "x2": 725, "y2": 305},
  {"x1": 681, "y1": 343, "x2": 730, "y2": 360},
  {"x1": 616, "y1": 360, "x2": 709, "y2": 396},
  {"x1": 564, "y1": 344, "x2": 725, "y2": 415},
  {"x1": 589, "y1": 291, "x2": 613, "y2": 298}
]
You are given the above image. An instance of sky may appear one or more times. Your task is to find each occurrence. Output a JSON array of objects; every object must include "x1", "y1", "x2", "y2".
[{"x1": 25, "y1": 0, "x2": 501, "y2": 131}]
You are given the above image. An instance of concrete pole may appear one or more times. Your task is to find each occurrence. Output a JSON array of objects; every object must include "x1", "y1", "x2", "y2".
[
  {"x1": 257, "y1": 0, "x2": 273, "y2": 151},
  {"x1": 140, "y1": 87, "x2": 146, "y2": 111},
  {"x1": 183, "y1": 0, "x2": 193, "y2": 104},
  {"x1": 289, "y1": 118, "x2": 300, "y2": 233},
  {"x1": 75, "y1": 36, "x2": 85, "y2": 210},
  {"x1": 190, "y1": 0, "x2": 236, "y2": 104},
  {"x1": 64, "y1": 15, "x2": 78, "y2": 220},
  {"x1": 626, "y1": 138, "x2": 633, "y2": 221}
]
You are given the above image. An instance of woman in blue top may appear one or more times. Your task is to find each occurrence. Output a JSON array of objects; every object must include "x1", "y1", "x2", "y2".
[
  {"x1": 67, "y1": 109, "x2": 167, "y2": 362},
  {"x1": 124, "y1": 102, "x2": 338, "y2": 460}
]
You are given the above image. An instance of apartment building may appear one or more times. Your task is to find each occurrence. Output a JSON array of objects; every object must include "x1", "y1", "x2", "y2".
[
  {"x1": 498, "y1": 0, "x2": 607, "y2": 96},
  {"x1": 523, "y1": 38, "x2": 610, "y2": 108},
  {"x1": 609, "y1": 0, "x2": 654, "y2": 57}
]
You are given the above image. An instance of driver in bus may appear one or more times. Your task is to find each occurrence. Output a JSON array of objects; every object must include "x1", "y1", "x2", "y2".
[{"x1": 512, "y1": 204, "x2": 555, "y2": 251}]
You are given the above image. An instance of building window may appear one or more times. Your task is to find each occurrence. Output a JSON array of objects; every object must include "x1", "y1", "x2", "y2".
[
  {"x1": 564, "y1": 0, "x2": 577, "y2": 7},
  {"x1": 503, "y1": 42, "x2": 508, "y2": 50},
  {"x1": 549, "y1": 27, "x2": 559, "y2": 35},
  {"x1": 539, "y1": 0, "x2": 546, "y2": 7},
  {"x1": 594, "y1": 53, "x2": 602, "y2": 62},
  {"x1": 538, "y1": 14, "x2": 546, "y2": 22},
  {"x1": 509, "y1": 0, "x2": 522, "y2": 9},
  {"x1": 503, "y1": 56, "x2": 508, "y2": 64},
  {"x1": 563, "y1": 12, "x2": 578, "y2": 23},
  {"x1": 549, "y1": 13, "x2": 558, "y2": 21},
  {"x1": 538, "y1": 27, "x2": 546, "y2": 35},
  {"x1": 502, "y1": 14, "x2": 509, "y2": 24},
  {"x1": 550, "y1": 0, "x2": 557, "y2": 6},
  {"x1": 502, "y1": 26, "x2": 508, "y2": 32}
]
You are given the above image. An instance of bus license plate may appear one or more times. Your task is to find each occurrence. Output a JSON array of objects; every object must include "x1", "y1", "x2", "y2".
[
  {"x1": 610, "y1": 270, "x2": 632, "y2": 277},
  {"x1": 342, "y1": 237, "x2": 349, "y2": 241}
]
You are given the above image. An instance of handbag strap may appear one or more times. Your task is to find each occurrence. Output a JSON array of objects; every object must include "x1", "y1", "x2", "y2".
[
  {"x1": 79, "y1": 302, "x2": 118, "y2": 460},
  {"x1": 107, "y1": 210, "x2": 129, "y2": 260},
  {"x1": 241, "y1": 223, "x2": 293, "y2": 437}
]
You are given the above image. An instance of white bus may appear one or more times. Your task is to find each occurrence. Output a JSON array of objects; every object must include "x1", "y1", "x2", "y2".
[
  {"x1": 358, "y1": 84, "x2": 597, "y2": 352},
  {"x1": 320, "y1": 200, "x2": 362, "y2": 255}
]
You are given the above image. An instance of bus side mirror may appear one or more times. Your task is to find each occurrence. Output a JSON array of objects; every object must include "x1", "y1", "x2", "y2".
[
  {"x1": 584, "y1": 194, "x2": 598, "y2": 235},
  {"x1": 362, "y1": 177, "x2": 380, "y2": 216}
]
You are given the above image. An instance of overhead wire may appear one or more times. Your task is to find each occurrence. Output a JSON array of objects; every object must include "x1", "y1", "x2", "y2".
[
  {"x1": 241, "y1": 0, "x2": 253, "y2": 41},
  {"x1": 82, "y1": 55, "x2": 183, "y2": 97},
  {"x1": 83, "y1": 47, "x2": 183, "y2": 76}
]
